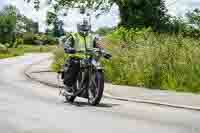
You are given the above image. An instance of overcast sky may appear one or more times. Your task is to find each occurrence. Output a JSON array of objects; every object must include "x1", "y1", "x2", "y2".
[{"x1": 1, "y1": 0, "x2": 200, "y2": 32}]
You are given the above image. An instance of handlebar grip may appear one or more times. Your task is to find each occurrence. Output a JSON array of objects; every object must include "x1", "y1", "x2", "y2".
[
  {"x1": 64, "y1": 48, "x2": 76, "y2": 54},
  {"x1": 104, "y1": 53, "x2": 112, "y2": 59}
]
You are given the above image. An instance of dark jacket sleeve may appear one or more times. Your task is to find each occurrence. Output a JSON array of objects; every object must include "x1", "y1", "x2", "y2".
[
  {"x1": 63, "y1": 35, "x2": 77, "y2": 54},
  {"x1": 63, "y1": 35, "x2": 74, "y2": 48}
]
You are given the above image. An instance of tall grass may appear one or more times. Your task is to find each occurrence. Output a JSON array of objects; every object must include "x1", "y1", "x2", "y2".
[
  {"x1": 51, "y1": 47, "x2": 67, "y2": 72},
  {"x1": 102, "y1": 27, "x2": 200, "y2": 93}
]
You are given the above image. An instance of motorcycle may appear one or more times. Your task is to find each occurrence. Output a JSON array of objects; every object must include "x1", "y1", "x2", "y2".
[{"x1": 60, "y1": 43, "x2": 112, "y2": 105}]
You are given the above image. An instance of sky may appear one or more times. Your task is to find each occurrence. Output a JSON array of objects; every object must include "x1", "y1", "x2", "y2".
[{"x1": 1, "y1": 0, "x2": 200, "y2": 32}]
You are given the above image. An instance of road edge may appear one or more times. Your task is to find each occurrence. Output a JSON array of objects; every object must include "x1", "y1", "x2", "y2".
[
  {"x1": 24, "y1": 62, "x2": 200, "y2": 111},
  {"x1": 24, "y1": 57, "x2": 64, "y2": 89}
]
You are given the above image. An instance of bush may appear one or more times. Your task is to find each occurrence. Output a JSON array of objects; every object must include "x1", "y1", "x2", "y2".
[
  {"x1": 51, "y1": 47, "x2": 67, "y2": 72},
  {"x1": 103, "y1": 27, "x2": 200, "y2": 93},
  {"x1": 95, "y1": 27, "x2": 115, "y2": 36},
  {"x1": 4, "y1": 43, "x2": 11, "y2": 48},
  {"x1": 23, "y1": 32, "x2": 57, "y2": 45},
  {"x1": 13, "y1": 38, "x2": 24, "y2": 48},
  {"x1": 0, "y1": 43, "x2": 8, "y2": 53},
  {"x1": 45, "y1": 35, "x2": 57, "y2": 45},
  {"x1": 23, "y1": 32, "x2": 35, "y2": 44}
]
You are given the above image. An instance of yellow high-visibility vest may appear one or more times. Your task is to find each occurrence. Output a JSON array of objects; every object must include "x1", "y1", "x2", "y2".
[
  {"x1": 70, "y1": 33, "x2": 94, "y2": 58},
  {"x1": 71, "y1": 33, "x2": 94, "y2": 51}
]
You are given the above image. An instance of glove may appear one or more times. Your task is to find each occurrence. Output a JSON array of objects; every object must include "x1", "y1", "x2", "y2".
[
  {"x1": 64, "y1": 48, "x2": 76, "y2": 54},
  {"x1": 103, "y1": 51, "x2": 112, "y2": 59}
]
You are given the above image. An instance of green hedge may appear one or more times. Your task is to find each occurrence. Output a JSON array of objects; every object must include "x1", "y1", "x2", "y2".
[
  {"x1": 23, "y1": 32, "x2": 57, "y2": 45},
  {"x1": 0, "y1": 43, "x2": 8, "y2": 53}
]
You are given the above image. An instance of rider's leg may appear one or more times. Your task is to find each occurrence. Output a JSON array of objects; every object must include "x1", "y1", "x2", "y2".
[{"x1": 64, "y1": 58, "x2": 80, "y2": 88}]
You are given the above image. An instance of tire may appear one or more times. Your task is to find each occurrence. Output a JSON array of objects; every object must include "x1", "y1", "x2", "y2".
[
  {"x1": 65, "y1": 74, "x2": 81, "y2": 103},
  {"x1": 88, "y1": 71, "x2": 104, "y2": 106}
]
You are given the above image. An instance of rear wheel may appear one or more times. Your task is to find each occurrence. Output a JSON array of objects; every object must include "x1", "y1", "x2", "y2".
[{"x1": 88, "y1": 71, "x2": 104, "y2": 106}]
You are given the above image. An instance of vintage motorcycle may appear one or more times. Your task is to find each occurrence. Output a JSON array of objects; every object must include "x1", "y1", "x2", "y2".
[{"x1": 59, "y1": 39, "x2": 112, "y2": 106}]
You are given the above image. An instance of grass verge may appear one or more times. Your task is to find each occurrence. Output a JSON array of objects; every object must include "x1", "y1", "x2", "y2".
[{"x1": 0, "y1": 44, "x2": 57, "y2": 59}]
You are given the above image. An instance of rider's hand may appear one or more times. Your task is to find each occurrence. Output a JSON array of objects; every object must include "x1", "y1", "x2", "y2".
[
  {"x1": 104, "y1": 53, "x2": 112, "y2": 59},
  {"x1": 102, "y1": 50, "x2": 112, "y2": 59},
  {"x1": 64, "y1": 48, "x2": 76, "y2": 54}
]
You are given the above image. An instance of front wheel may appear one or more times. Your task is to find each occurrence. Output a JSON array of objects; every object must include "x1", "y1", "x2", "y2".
[
  {"x1": 88, "y1": 71, "x2": 104, "y2": 106},
  {"x1": 65, "y1": 95, "x2": 76, "y2": 103}
]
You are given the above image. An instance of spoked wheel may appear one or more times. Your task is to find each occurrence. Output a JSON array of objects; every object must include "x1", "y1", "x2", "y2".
[
  {"x1": 88, "y1": 71, "x2": 104, "y2": 106},
  {"x1": 65, "y1": 74, "x2": 81, "y2": 103},
  {"x1": 64, "y1": 86, "x2": 76, "y2": 103}
]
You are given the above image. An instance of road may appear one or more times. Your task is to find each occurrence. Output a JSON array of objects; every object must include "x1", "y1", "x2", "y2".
[{"x1": 0, "y1": 53, "x2": 200, "y2": 133}]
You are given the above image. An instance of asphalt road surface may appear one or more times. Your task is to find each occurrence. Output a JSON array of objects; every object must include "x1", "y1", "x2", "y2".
[{"x1": 0, "y1": 53, "x2": 200, "y2": 133}]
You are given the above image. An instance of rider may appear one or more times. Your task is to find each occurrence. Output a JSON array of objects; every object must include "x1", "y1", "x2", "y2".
[{"x1": 60, "y1": 19, "x2": 101, "y2": 92}]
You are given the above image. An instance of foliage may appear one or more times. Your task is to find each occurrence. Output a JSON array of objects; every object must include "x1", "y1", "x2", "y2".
[
  {"x1": 157, "y1": 14, "x2": 200, "y2": 38},
  {"x1": 46, "y1": 11, "x2": 65, "y2": 37},
  {"x1": 95, "y1": 27, "x2": 115, "y2": 36},
  {"x1": 0, "y1": 5, "x2": 17, "y2": 44},
  {"x1": 0, "y1": 4, "x2": 39, "y2": 47},
  {"x1": 115, "y1": 0, "x2": 169, "y2": 31},
  {"x1": 22, "y1": 32, "x2": 35, "y2": 44},
  {"x1": 13, "y1": 38, "x2": 24, "y2": 48},
  {"x1": 16, "y1": 13, "x2": 39, "y2": 33},
  {"x1": 38, "y1": 34, "x2": 57, "y2": 45},
  {"x1": 22, "y1": 32, "x2": 57, "y2": 45},
  {"x1": 186, "y1": 8, "x2": 200, "y2": 28},
  {"x1": 100, "y1": 27, "x2": 200, "y2": 93},
  {"x1": 0, "y1": 43, "x2": 8, "y2": 53},
  {"x1": 51, "y1": 47, "x2": 68, "y2": 72}
]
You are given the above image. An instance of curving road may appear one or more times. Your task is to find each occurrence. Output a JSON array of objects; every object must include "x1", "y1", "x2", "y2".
[{"x1": 0, "y1": 53, "x2": 200, "y2": 133}]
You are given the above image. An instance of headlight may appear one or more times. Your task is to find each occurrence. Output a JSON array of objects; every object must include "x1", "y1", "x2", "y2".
[{"x1": 91, "y1": 59, "x2": 101, "y2": 67}]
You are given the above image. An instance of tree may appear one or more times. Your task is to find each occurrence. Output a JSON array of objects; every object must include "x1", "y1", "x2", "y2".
[
  {"x1": 0, "y1": 5, "x2": 39, "y2": 45},
  {"x1": 46, "y1": 11, "x2": 64, "y2": 37},
  {"x1": 115, "y1": 0, "x2": 169, "y2": 31},
  {"x1": 186, "y1": 8, "x2": 200, "y2": 28},
  {"x1": 16, "y1": 13, "x2": 39, "y2": 33},
  {"x1": 0, "y1": 5, "x2": 17, "y2": 44},
  {"x1": 184, "y1": 8, "x2": 200, "y2": 38}
]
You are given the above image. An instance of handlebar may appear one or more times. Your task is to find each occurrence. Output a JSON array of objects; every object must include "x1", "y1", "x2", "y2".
[{"x1": 65, "y1": 48, "x2": 112, "y2": 59}]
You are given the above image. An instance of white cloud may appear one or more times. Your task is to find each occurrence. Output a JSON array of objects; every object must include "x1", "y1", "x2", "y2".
[
  {"x1": 0, "y1": 0, "x2": 10, "y2": 9},
  {"x1": 92, "y1": 5, "x2": 120, "y2": 31},
  {"x1": 166, "y1": 0, "x2": 200, "y2": 17}
]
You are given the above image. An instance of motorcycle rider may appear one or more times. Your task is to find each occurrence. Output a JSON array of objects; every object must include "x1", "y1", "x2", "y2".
[{"x1": 60, "y1": 19, "x2": 102, "y2": 94}]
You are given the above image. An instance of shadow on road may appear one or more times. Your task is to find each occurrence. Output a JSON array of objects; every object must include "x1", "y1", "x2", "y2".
[{"x1": 64, "y1": 101, "x2": 120, "y2": 108}]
